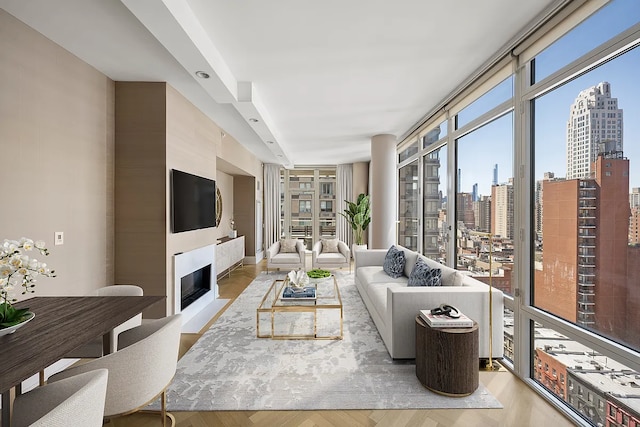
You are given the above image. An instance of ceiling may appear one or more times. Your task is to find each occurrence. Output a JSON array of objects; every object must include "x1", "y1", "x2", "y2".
[{"x1": 0, "y1": 0, "x2": 559, "y2": 168}]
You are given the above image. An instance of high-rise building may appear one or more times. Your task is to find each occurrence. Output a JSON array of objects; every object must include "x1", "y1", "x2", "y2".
[
  {"x1": 631, "y1": 187, "x2": 640, "y2": 209},
  {"x1": 473, "y1": 195, "x2": 491, "y2": 233},
  {"x1": 456, "y1": 192, "x2": 475, "y2": 230},
  {"x1": 538, "y1": 153, "x2": 630, "y2": 338},
  {"x1": 472, "y1": 183, "x2": 478, "y2": 202},
  {"x1": 423, "y1": 151, "x2": 441, "y2": 260},
  {"x1": 630, "y1": 207, "x2": 640, "y2": 246},
  {"x1": 566, "y1": 82, "x2": 623, "y2": 180},
  {"x1": 491, "y1": 182, "x2": 514, "y2": 239},
  {"x1": 493, "y1": 164, "x2": 498, "y2": 186},
  {"x1": 535, "y1": 172, "x2": 557, "y2": 240}
]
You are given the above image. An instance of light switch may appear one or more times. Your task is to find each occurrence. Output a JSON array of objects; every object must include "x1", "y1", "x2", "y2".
[{"x1": 54, "y1": 231, "x2": 64, "y2": 245}]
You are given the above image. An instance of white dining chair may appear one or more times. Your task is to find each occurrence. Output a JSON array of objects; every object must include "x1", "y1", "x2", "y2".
[
  {"x1": 48, "y1": 314, "x2": 182, "y2": 426},
  {"x1": 12, "y1": 369, "x2": 108, "y2": 427},
  {"x1": 66, "y1": 284, "x2": 144, "y2": 357}
]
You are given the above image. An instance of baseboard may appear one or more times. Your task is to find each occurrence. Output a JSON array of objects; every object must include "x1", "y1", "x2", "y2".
[{"x1": 182, "y1": 298, "x2": 230, "y2": 333}]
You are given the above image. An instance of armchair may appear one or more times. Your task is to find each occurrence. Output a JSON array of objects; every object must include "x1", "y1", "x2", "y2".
[
  {"x1": 312, "y1": 238, "x2": 351, "y2": 271},
  {"x1": 48, "y1": 314, "x2": 182, "y2": 426},
  {"x1": 266, "y1": 239, "x2": 306, "y2": 273},
  {"x1": 12, "y1": 369, "x2": 108, "y2": 427}
]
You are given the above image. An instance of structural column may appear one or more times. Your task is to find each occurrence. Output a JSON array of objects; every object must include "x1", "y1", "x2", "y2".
[{"x1": 370, "y1": 134, "x2": 396, "y2": 249}]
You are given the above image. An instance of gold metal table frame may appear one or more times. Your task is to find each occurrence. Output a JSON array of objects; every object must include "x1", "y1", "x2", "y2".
[{"x1": 256, "y1": 276, "x2": 343, "y2": 340}]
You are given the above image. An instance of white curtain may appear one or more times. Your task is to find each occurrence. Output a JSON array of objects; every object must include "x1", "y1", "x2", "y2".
[
  {"x1": 336, "y1": 163, "x2": 353, "y2": 246},
  {"x1": 264, "y1": 164, "x2": 282, "y2": 250}
]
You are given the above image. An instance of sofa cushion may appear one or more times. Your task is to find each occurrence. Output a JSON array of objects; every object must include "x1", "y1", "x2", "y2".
[
  {"x1": 357, "y1": 266, "x2": 409, "y2": 286},
  {"x1": 321, "y1": 238, "x2": 339, "y2": 253},
  {"x1": 407, "y1": 257, "x2": 431, "y2": 286},
  {"x1": 397, "y1": 245, "x2": 419, "y2": 278},
  {"x1": 270, "y1": 253, "x2": 301, "y2": 264},
  {"x1": 366, "y1": 281, "x2": 406, "y2": 323},
  {"x1": 316, "y1": 252, "x2": 347, "y2": 264},
  {"x1": 383, "y1": 246, "x2": 405, "y2": 278},
  {"x1": 452, "y1": 271, "x2": 465, "y2": 286},
  {"x1": 280, "y1": 238, "x2": 298, "y2": 253}
]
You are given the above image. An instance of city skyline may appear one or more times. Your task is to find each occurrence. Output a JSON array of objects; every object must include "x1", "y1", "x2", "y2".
[{"x1": 456, "y1": 2, "x2": 640, "y2": 197}]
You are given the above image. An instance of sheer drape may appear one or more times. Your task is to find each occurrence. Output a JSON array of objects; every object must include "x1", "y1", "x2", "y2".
[
  {"x1": 336, "y1": 163, "x2": 353, "y2": 247},
  {"x1": 264, "y1": 164, "x2": 281, "y2": 250}
]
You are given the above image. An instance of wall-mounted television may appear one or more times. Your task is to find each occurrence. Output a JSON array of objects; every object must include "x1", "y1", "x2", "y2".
[{"x1": 171, "y1": 169, "x2": 216, "y2": 233}]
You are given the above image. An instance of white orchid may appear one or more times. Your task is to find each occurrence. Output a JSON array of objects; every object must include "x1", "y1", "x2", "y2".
[
  {"x1": 1, "y1": 237, "x2": 56, "y2": 328},
  {"x1": 288, "y1": 269, "x2": 309, "y2": 288},
  {"x1": 0, "y1": 237, "x2": 55, "y2": 300}
]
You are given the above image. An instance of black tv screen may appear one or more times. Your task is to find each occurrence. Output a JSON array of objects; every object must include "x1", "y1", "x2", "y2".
[{"x1": 171, "y1": 169, "x2": 216, "y2": 233}]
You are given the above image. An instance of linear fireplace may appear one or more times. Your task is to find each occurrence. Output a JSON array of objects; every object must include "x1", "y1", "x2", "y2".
[
  {"x1": 181, "y1": 264, "x2": 211, "y2": 310},
  {"x1": 173, "y1": 244, "x2": 226, "y2": 332}
]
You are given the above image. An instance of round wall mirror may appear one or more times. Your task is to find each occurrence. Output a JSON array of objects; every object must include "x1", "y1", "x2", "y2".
[{"x1": 215, "y1": 187, "x2": 223, "y2": 227}]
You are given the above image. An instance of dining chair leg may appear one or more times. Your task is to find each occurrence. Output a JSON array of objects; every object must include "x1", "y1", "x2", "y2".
[
  {"x1": 161, "y1": 390, "x2": 176, "y2": 427},
  {"x1": 39, "y1": 370, "x2": 45, "y2": 386},
  {"x1": 162, "y1": 390, "x2": 166, "y2": 427}
]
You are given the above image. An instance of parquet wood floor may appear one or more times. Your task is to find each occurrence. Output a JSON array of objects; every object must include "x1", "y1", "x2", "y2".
[{"x1": 108, "y1": 262, "x2": 576, "y2": 427}]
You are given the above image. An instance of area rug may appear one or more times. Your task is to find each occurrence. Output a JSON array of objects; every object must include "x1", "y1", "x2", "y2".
[{"x1": 159, "y1": 271, "x2": 502, "y2": 411}]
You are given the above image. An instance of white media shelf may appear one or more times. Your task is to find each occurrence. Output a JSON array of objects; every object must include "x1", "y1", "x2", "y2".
[{"x1": 216, "y1": 235, "x2": 245, "y2": 279}]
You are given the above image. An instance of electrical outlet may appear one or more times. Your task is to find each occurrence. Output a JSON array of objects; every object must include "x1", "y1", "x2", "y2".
[{"x1": 54, "y1": 232, "x2": 64, "y2": 245}]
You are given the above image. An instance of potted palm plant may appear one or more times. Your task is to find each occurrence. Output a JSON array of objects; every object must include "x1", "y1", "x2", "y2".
[{"x1": 340, "y1": 193, "x2": 371, "y2": 255}]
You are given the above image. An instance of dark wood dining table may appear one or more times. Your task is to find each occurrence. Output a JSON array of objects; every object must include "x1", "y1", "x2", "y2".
[{"x1": 0, "y1": 295, "x2": 165, "y2": 426}]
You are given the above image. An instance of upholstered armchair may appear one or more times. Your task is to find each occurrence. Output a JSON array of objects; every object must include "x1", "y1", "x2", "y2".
[
  {"x1": 266, "y1": 239, "x2": 306, "y2": 272},
  {"x1": 13, "y1": 369, "x2": 108, "y2": 427},
  {"x1": 48, "y1": 314, "x2": 182, "y2": 426},
  {"x1": 312, "y1": 238, "x2": 351, "y2": 271}
]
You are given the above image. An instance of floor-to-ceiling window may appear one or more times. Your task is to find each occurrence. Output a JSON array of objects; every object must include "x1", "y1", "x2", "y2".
[
  {"x1": 423, "y1": 120, "x2": 449, "y2": 264},
  {"x1": 280, "y1": 168, "x2": 337, "y2": 250},
  {"x1": 396, "y1": 1, "x2": 640, "y2": 424},
  {"x1": 525, "y1": 1, "x2": 640, "y2": 424},
  {"x1": 399, "y1": 158, "x2": 419, "y2": 250}
]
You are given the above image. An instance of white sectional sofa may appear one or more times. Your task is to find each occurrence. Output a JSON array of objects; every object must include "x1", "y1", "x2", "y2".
[{"x1": 354, "y1": 245, "x2": 504, "y2": 359}]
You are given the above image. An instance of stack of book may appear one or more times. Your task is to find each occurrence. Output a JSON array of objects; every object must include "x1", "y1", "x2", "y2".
[
  {"x1": 282, "y1": 286, "x2": 316, "y2": 300},
  {"x1": 419, "y1": 309, "x2": 474, "y2": 328}
]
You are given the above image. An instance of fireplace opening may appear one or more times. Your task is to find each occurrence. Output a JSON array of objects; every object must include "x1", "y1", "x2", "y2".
[{"x1": 181, "y1": 264, "x2": 211, "y2": 310}]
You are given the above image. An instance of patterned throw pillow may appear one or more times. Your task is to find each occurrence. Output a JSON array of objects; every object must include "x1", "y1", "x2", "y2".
[
  {"x1": 321, "y1": 238, "x2": 339, "y2": 253},
  {"x1": 407, "y1": 257, "x2": 431, "y2": 286},
  {"x1": 280, "y1": 239, "x2": 298, "y2": 253},
  {"x1": 425, "y1": 268, "x2": 442, "y2": 286},
  {"x1": 383, "y1": 245, "x2": 406, "y2": 279}
]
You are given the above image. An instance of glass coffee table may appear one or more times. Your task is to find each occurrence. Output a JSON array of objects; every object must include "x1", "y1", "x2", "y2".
[{"x1": 256, "y1": 275, "x2": 343, "y2": 340}]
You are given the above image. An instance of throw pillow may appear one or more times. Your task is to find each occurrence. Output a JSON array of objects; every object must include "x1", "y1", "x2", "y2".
[
  {"x1": 407, "y1": 257, "x2": 431, "y2": 286},
  {"x1": 425, "y1": 268, "x2": 442, "y2": 286},
  {"x1": 280, "y1": 239, "x2": 298, "y2": 253},
  {"x1": 383, "y1": 245, "x2": 406, "y2": 278},
  {"x1": 321, "y1": 238, "x2": 339, "y2": 253}
]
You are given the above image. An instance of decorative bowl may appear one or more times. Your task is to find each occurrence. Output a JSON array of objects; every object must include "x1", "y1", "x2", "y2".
[{"x1": 0, "y1": 311, "x2": 35, "y2": 337}]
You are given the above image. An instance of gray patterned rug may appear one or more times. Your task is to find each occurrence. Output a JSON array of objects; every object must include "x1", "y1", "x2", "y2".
[{"x1": 160, "y1": 271, "x2": 502, "y2": 411}]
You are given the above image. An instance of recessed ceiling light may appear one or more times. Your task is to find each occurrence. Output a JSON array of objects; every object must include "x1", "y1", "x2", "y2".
[
  {"x1": 195, "y1": 71, "x2": 210, "y2": 79},
  {"x1": 277, "y1": 154, "x2": 283, "y2": 158},
  {"x1": 249, "y1": 118, "x2": 259, "y2": 123},
  {"x1": 266, "y1": 140, "x2": 274, "y2": 144}
]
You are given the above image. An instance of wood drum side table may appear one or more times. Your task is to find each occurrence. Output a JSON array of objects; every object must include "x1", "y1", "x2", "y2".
[{"x1": 415, "y1": 315, "x2": 479, "y2": 396}]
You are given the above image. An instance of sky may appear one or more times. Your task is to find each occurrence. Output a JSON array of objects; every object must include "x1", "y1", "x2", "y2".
[{"x1": 455, "y1": 0, "x2": 640, "y2": 197}]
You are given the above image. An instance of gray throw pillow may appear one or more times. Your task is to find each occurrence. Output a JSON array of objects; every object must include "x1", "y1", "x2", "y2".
[
  {"x1": 321, "y1": 238, "x2": 339, "y2": 253},
  {"x1": 383, "y1": 245, "x2": 405, "y2": 278},
  {"x1": 425, "y1": 267, "x2": 442, "y2": 286},
  {"x1": 407, "y1": 257, "x2": 431, "y2": 286},
  {"x1": 280, "y1": 239, "x2": 298, "y2": 253}
]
